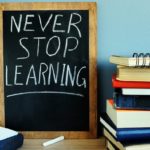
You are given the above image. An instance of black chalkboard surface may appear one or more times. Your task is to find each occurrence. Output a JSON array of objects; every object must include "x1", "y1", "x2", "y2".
[
  {"x1": 4, "y1": 10, "x2": 89, "y2": 131},
  {"x1": 0, "y1": 2, "x2": 97, "y2": 139}
]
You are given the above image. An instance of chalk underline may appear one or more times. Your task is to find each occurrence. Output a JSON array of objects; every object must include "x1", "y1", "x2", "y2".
[{"x1": 6, "y1": 91, "x2": 84, "y2": 98}]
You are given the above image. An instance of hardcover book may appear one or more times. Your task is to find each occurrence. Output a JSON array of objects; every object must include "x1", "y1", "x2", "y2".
[
  {"x1": 106, "y1": 99, "x2": 150, "y2": 128},
  {"x1": 100, "y1": 113, "x2": 150, "y2": 141},
  {"x1": 113, "y1": 91, "x2": 150, "y2": 109},
  {"x1": 116, "y1": 66, "x2": 150, "y2": 81},
  {"x1": 104, "y1": 128, "x2": 150, "y2": 150},
  {"x1": 112, "y1": 75, "x2": 150, "y2": 88}
]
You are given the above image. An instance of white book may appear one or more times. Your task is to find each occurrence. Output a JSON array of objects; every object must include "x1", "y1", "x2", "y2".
[
  {"x1": 106, "y1": 99, "x2": 150, "y2": 128},
  {"x1": 100, "y1": 117, "x2": 116, "y2": 138},
  {"x1": 122, "y1": 88, "x2": 150, "y2": 95}
]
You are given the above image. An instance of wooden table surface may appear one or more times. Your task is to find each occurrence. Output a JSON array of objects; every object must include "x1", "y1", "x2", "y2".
[{"x1": 18, "y1": 137, "x2": 106, "y2": 150}]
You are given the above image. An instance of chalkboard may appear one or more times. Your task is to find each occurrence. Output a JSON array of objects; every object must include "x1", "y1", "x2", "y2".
[{"x1": 0, "y1": 2, "x2": 97, "y2": 139}]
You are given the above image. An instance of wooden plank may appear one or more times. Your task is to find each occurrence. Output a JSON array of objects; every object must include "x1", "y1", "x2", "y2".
[
  {"x1": 19, "y1": 138, "x2": 106, "y2": 150},
  {"x1": 0, "y1": 6, "x2": 4, "y2": 127}
]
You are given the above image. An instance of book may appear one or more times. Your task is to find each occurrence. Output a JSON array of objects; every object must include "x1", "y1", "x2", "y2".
[
  {"x1": 0, "y1": 133, "x2": 23, "y2": 150},
  {"x1": 104, "y1": 128, "x2": 124, "y2": 150},
  {"x1": 110, "y1": 55, "x2": 150, "y2": 67},
  {"x1": 113, "y1": 92, "x2": 150, "y2": 110},
  {"x1": 0, "y1": 127, "x2": 24, "y2": 150},
  {"x1": 121, "y1": 88, "x2": 150, "y2": 95},
  {"x1": 106, "y1": 140, "x2": 117, "y2": 150},
  {"x1": 112, "y1": 75, "x2": 150, "y2": 88},
  {"x1": 0, "y1": 127, "x2": 18, "y2": 140},
  {"x1": 104, "y1": 128, "x2": 150, "y2": 150},
  {"x1": 100, "y1": 113, "x2": 150, "y2": 142},
  {"x1": 116, "y1": 65, "x2": 150, "y2": 81},
  {"x1": 106, "y1": 99, "x2": 150, "y2": 128}
]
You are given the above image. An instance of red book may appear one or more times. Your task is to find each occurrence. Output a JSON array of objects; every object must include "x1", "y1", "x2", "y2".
[{"x1": 112, "y1": 75, "x2": 150, "y2": 88}]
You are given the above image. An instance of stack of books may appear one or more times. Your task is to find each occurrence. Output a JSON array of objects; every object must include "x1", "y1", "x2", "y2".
[{"x1": 100, "y1": 54, "x2": 150, "y2": 150}]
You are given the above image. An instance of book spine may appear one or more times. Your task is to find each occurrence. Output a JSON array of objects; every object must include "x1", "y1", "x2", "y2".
[
  {"x1": 117, "y1": 129, "x2": 150, "y2": 141},
  {"x1": 113, "y1": 92, "x2": 150, "y2": 110}
]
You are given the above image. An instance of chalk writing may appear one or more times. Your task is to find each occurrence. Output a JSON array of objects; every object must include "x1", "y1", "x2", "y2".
[{"x1": 5, "y1": 11, "x2": 88, "y2": 98}]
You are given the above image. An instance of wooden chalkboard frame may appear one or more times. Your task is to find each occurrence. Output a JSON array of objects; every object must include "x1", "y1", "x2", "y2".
[{"x1": 0, "y1": 2, "x2": 97, "y2": 139}]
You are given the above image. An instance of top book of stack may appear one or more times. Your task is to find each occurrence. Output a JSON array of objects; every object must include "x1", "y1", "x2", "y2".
[
  {"x1": 110, "y1": 55, "x2": 150, "y2": 81},
  {"x1": 110, "y1": 55, "x2": 150, "y2": 67}
]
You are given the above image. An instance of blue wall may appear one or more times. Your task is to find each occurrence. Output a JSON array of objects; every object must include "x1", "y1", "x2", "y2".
[
  {"x1": 99, "y1": 0, "x2": 150, "y2": 112},
  {"x1": 1, "y1": 0, "x2": 150, "y2": 112}
]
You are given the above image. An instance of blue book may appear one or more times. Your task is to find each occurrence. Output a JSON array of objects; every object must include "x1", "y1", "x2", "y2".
[
  {"x1": 100, "y1": 113, "x2": 150, "y2": 142},
  {"x1": 104, "y1": 129, "x2": 150, "y2": 150},
  {"x1": 0, "y1": 127, "x2": 24, "y2": 150},
  {"x1": 113, "y1": 91, "x2": 150, "y2": 110}
]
